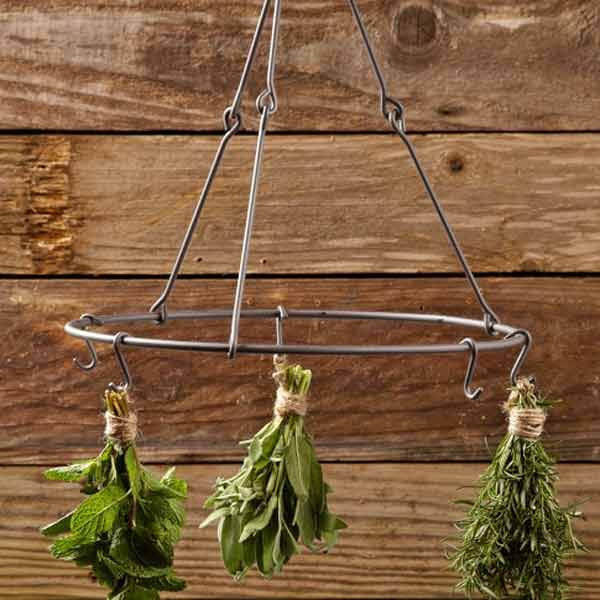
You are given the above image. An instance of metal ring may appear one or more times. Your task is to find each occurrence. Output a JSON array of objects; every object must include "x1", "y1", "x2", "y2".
[{"x1": 66, "y1": 308, "x2": 525, "y2": 357}]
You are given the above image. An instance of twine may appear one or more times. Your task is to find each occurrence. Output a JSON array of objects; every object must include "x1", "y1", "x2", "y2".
[
  {"x1": 506, "y1": 378, "x2": 546, "y2": 440},
  {"x1": 272, "y1": 354, "x2": 308, "y2": 418},
  {"x1": 508, "y1": 407, "x2": 546, "y2": 440},
  {"x1": 104, "y1": 411, "x2": 138, "y2": 446}
]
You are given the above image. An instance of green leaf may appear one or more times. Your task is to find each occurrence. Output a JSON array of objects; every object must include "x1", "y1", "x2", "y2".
[
  {"x1": 294, "y1": 499, "x2": 316, "y2": 550},
  {"x1": 239, "y1": 495, "x2": 278, "y2": 542},
  {"x1": 41, "y1": 509, "x2": 75, "y2": 537},
  {"x1": 44, "y1": 460, "x2": 95, "y2": 482},
  {"x1": 49, "y1": 533, "x2": 96, "y2": 562},
  {"x1": 256, "y1": 520, "x2": 277, "y2": 577},
  {"x1": 125, "y1": 447, "x2": 141, "y2": 499},
  {"x1": 108, "y1": 528, "x2": 171, "y2": 578},
  {"x1": 70, "y1": 482, "x2": 129, "y2": 539},
  {"x1": 199, "y1": 507, "x2": 230, "y2": 529},
  {"x1": 285, "y1": 428, "x2": 309, "y2": 500},
  {"x1": 219, "y1": 514, "x2": 246, "y2": 579},
  {"x1": 143, "y1": 573, "x2": 187, "y2": 591}
]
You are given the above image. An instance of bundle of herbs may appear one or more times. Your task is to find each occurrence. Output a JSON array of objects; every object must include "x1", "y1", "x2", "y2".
[
  {"x1": 201, "y1": 356, "x2": 347, "y2": 579},
  {"x1": 450, "y1": 377, "x2": 586, "y2": 600},
  {"x1": 41, "y1": 388, "x2": 188, "y2": 600}
]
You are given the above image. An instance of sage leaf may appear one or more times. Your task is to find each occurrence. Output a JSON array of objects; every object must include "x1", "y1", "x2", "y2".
[{"x1": 201, "y1": 359, "x2": 346, "y2": 579}]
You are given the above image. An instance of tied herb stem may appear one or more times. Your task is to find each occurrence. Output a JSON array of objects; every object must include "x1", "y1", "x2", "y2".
[
  {"x1": 41, "y1": 388, "x2": 188, "y2": 600},
  {"x1": 450, "y1": 378, "x2": 586, "y2": 600},
  {"x1": 200, "y1": 359, "x2": 347, "y2": 579}
]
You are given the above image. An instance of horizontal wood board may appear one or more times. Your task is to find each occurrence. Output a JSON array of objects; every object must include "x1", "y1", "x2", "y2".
[
  {"x1": 1, "y1": 1, "x2": 600, "y2": 131},
  {"x1": 1, "y1": 463, "x2": 597, "y2": 599},
  {"x1": 2, "y1": 277, "x2": 599, "y2": 464},
  {"x1": 2, "y1": 133, "x2": 600, "y2": 275}
]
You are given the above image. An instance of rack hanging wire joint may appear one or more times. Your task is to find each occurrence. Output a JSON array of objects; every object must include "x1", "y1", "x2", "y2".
[{"x1": 65, "y1": 0, "x2": 533, "y2": 400}]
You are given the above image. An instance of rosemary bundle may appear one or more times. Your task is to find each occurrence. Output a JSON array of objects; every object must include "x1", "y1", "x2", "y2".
[
  {"x1": 450, "y1": 377, "x2": 585, "y2": 599},
  {"x1": 201, "y1": 357, "x2": 347, "y2": 579},
  {"x1": 41, "y1": 388, "x2": 188, "y2": 599}
]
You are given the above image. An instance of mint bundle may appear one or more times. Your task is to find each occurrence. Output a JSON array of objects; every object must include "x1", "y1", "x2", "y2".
[
  {"x1": 201, "y1": 357, "x2": 347, "y2": 579},
  {"x1": 450, "y1": 378, "x2": 586, "y2": 599},
  {"x1": 41, "y1": 388, "x2": 188, "y2": 600}
]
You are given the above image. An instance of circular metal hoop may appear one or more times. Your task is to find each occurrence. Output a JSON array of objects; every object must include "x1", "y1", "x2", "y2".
[{"x1": 65, "y1": 309, "x2": 525, "y2": 357}]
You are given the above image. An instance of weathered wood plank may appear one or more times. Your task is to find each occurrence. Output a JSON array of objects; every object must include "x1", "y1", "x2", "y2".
[
  {"x1": 2, "y1": 133, "x2": 600, "y2": 275},
  {"x1": 2, "y1": 277, "x2": 598, "y2": 464},
  {"x1": 1, "y1": 463, "x2": 597, "y2": 599},
  {"x1": 1, "y1": 2, "x2": 600, "y2": 131}
]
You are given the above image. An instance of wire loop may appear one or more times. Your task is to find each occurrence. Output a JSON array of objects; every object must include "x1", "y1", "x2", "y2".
[{"x1": 223, "y1": 106, "x2": 243, "y2": 132}]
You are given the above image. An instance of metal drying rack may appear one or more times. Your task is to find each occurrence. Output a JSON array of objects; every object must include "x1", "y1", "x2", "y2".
[{"x1": 65, "y1": 0, "x2": 532, "y2": 400}]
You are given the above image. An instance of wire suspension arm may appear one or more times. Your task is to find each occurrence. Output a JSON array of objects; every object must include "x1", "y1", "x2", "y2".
[
  {"x1": 228, "y1": 0, "x2": 282, "y2": 359},
  {"x1": 346, "y1": 0, "x2": 500, "y2": 329},
  {"x1": 149, "y1": 0, "x2": 273, "y2": 321},
  {"x1": 395, "y1": 129, "x2": 500, "y2": 326}
]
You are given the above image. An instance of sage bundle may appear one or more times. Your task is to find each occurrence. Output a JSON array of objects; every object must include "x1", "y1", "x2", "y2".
[
  {"x1": 450, "y1": 377, "x2": 585, "y2": 599},
  {"x1": 201, "y1": 357, "x2": 347, "y2": 579},
  {"x1": 41, "y1": 388, "x2": 187, "y2": 599}
]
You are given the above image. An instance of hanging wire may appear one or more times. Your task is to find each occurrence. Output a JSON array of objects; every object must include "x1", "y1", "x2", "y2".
[
  {"x1": 346, "y1": 0, "x2": 500, "y2": 334},
  {"x1": 149, "y1": 0, "x2": 273, "y2": 323},
  {"x1": 228, "y1": 0, "x2": 282, "y2": 359}
]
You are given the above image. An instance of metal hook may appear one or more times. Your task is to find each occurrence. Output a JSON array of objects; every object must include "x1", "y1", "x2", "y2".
[
  {"x1": 460, "y1": 337, "x2": 483, "y2": 400},
  {"x1": 505, "y1": 329, "x2": 532, "y2": 386},
  {"x1": 74, "y1": 339, "x2": 98, "y2": 371},
  {"x1": 73, "y1": 313, "x2": 102, "y2": 371},
  {"x1": 275, "y1": 305, "x2": 288, "y2": 346},
  {"x1": 109, "y1": 332, "x2": 132, "y2": 393}
]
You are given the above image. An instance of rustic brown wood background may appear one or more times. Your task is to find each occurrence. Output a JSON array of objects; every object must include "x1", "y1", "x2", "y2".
[{"x1": 1, "y1": 1, "x2": 599, "y2": 598}]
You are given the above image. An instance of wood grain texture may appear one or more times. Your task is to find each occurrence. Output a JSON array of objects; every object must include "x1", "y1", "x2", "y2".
[
  {"x1": 1, "y1": 1, "x2": 600, "y2": 131},
  {"x1": 1, "y1": 463, "x2": 597, "y2": 599},
  {"x1": 2, "y1": 133, "x2": 600, "y2": 275},
  {"x1": 2, "y1": 277, "x2": 599, "y2": 465}
]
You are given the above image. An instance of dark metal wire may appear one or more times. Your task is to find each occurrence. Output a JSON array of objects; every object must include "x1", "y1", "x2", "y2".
[
  {"x1": 505, "y1": 329, "x2": 533, "y2": 386},
  {"x1": 346, "y1": 0, "x2": 500, "y2": 332},
  {"x1": 65, "y1": 0, "x2": 533, "y2": 399},
  {"x1": 66, "y1": 309, "x2": 524, "y2": 357},
  {"x1": 228, "y1": 0, "x2": 282, "y2": 359},
  {"x1": 149, "y1": 0, "x2": 273, "y2": 323},
  {"x1": 109, "y1": 332, "x2": 132, "y2": 393},
  {"x1": 460, "y1": 337, "x2": 483, "y2": 400}
]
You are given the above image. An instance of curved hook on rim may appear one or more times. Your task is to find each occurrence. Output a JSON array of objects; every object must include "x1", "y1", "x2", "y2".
[
  {"x1": 109, "y1": 331, "x2": 132, "y2": 393},
  {"x1": 73, "y1": 314, "x2": 102, "y2": 371},
  {"x1": 74, "y1": 339, "x2": 98, "y2": 371},
  {"x1": 460, "y1": 337, "x2": 483, "y2": 401},
  {"x1": 505, "y1": 329, "x2": 532, "y2": 386}
]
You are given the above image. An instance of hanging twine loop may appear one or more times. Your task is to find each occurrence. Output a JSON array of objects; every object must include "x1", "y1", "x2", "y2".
[
  {"x1": 505, "y1": 377, "x2": 546, "y2": 440},
  {"x1": 103, "y1": 389, "x2": 138, "y2": 447},
  {"x1": 272, "y1": 355, "x2": 308, "y2": 418}
]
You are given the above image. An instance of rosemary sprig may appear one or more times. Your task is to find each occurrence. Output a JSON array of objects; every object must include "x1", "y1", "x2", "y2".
[
  {"x1": 201, "y1": 360, "x2": 347, "y2": 579},
  {"x1": 41, "y1": 389, "x2": 188, "y2": 600},
  {"x1": 450, "y1": 378, "x2": 586, "y2": 599}
]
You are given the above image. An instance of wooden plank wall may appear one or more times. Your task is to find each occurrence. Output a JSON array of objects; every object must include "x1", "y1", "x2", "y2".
[{"x1": 0, "y1": 1, "x2": 598, "y2": 598}]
